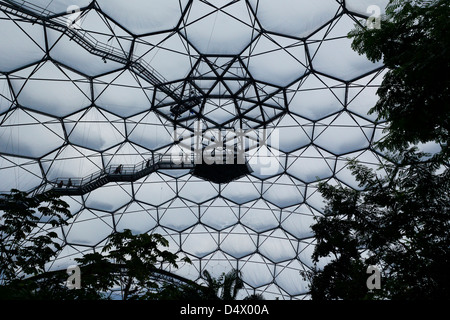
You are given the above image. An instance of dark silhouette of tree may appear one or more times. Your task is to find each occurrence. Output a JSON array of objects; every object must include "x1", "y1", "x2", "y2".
[
  {"x1": 0, "y1": 189, "x2": 192, "y2": 300},
  {"x1": 349, "y1": 0, "x2": 449, "y2": 160},
  {"x1": 74, "y1": 229, "x2": 191, "y2": 300},
  {"x1": 306, "y1": 0, "x2": 450, "y2": 300},
  {"x1": 305, "y1": 153, "x2": 450, "y2": 300},
  {"x1": 0, "y1": 189, "x2": 72, "y2": 299}
]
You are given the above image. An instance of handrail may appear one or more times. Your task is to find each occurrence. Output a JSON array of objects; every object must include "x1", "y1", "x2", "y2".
[{"x1": 0, "y1": 152, "x2": 248, "y2": 197}]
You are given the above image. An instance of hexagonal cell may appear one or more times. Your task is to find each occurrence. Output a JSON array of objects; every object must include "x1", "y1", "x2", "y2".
[
  {"x1": 10, "y1": 62, "x2": 91, "y2": 117},
  {"x1": 0, "y1": 156, "x2": 42, "y2": 193},
  {"x1": 308, "y1": 14, "x2": 383, "y2": 81},
  {"x1": 220, "y1": 225, "x2": 257, "y2": 259},
  {"x1": 298, "y1": 239, "x2": 318, "y2": 269},
  {"x1": 287, "y1": 74, "x2": 346, "y2": 121},
  {"x1": 0, "y1": 14, "x2": 45, "y2": 72},
  {"x1": 313, "y1": 112, "x2": 374, "y2": 155},
  {"x1": 159, "y1": 198, "x2": 198, "y2": 232},
  {"x1": 221, "y1": 176, "x2": 261, "y2": 204},
  {"x1": 248, "y1": 0, "x2": 341, "y2": 38},
  {"x1": 200, "y1": 198, "x2": 238, "y2": 230},
  {"x1": 114, "y1": 202, "x2": 158, "y2": 234},
  {"x1": 258, "y1": 229, "x2": 298, "y2": 263},
  {"x1": 127, "y1": 111, "x2": 175, "y2": 151},
  {"x1": 134, "y1": 173, "x2": 177, "y2": 206},
  {"x1": 335, "y1": 149, "x2": 387, "y2": 189},
  {"x1": 248, "y1": 145, "x2": 286, "y2": 180},
  {"x1": 240, "y1": 199, "x2": 280, "y2": 233},
  {"x1": 65, "y1": 107, "x2": 125, "y2": 151},
  {"x1": 0, "y1": 109, "x2": 64, "y2": 158},
  {"x1": 275, "y1": 260, "x2": 309, "y2": 296},
  {"x1": 347, "y1": 70, "x2": 387, "y2": 122},
  {"x1": 97, "y1": 0, "x2": 188, "y2": 35},
  {"x1": 240, "y1": 254, "x2": 274, "y2": 288},
  {"x1": 150, "y1": 226, "x2": 182, "y2": 253},
  {"x1": 268, "y1": 114, "x2": 313, "y2": 153},
  {"x1": 183, "y1": 1, "x2": 256, "y2": 55},
  {"x1": 244, "y1": 34, "x2": 309, "y2": 87},
  {"x1": 41, "y1": 145, "x2": 103, "y2": 181},
  {"x1": 84, "y1": 182, "x2": 132, "y2": 212},
  {"x1": 64, "y1": 209, "x2": 113, "y2": 246},
  {"x1": 178, "y1": 176, "x2": 219, "y2": 204},
  {"x1": 305, "y1": 179, "x2": 341, "y2": 213},
  {"x1": 262, "y1": 174, "x2": 306, "y2": 208},
  {"x1": 280, "y1": 204, "x2": 317, "y2": 239},
  {"x1": 181, "y1": 225, "x2": 219, "y2": 258},
  {"x1": 286, "y1": 146, "x2": 336, "y2": 183},
  {"x1": 94, "y1": 70, "x2": 153, "y2": 118},
  {"x1": 133, "y1": 32, "x2": 197, "y2": 82}
]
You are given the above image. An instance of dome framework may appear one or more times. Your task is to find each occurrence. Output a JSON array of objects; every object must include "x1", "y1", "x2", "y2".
[{"x1": 0, "y1": 0, "x2": 389, "y2": 299}]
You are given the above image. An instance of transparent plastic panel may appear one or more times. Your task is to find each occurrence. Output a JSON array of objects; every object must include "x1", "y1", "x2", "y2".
[
  {"x1": 114, "y1": 202, "x2": 158, "y2": 234},
  {"x1": 84, "y1": 183, "x2": 132, "y2": 212},
  {"x1": 11, "y1": 62, "x2": 91, "y2": 117},
  {"x1": 0, "y1": 109, "x2": 64, "y2": 158},
  {"x1": 0, "y1": 16, "x2": 45, "y2": 72},
  {"x1": 262, "y1": 175, "x2": 305, "y2": 208},
  {"x1": 200, "y1": 199, "x2": 238, "y2": 230},
  {"x1": 245, "y1": 35, "x2": 308, "y2": 87},
  {"x1": 259, "y1": 229, "x2": 297, "y2": 263},
  {"x1": 0, "y1": 156, "x2": 42, "y2": 193},
  {"x1": 159, "y1": 199, "x2": 198, "y2": 232},
  {"x1": 220, "y1": 225, "x2": 257, "y2": 258},
  {"x1": 65, "y1": 108, "x2": 125, "y2": 151},
  {"x1": 64, "y1": 209, "x2": 113, "y2": 246},
  {"x1": 240, "y1": 199, "x2": 280, "y2": 233},
  {"x1": 308, "y1": 15, "x2": 383, "y2": 80},
  {"x1": 96, "y1": 0, "x2": 188, "y2": 35},
  {"x1": 184, "y1": 0, "x2": 255, "y2": 55},
  {"x1": 240, "y1": 254, "x2": 274, "y2": 288},
  {"x1": 249, "y1": 0, "x2": 340, "y2": 38},
  {"x1": 94, "y1": 70, "x2": 153, "y2": 117},
  {"x1": 286, "y1": 146, "x2": 335, "y2": 183},
  {"x1": 287, "y1": 74, "x2": 346, "y2": 121},
  {"x1": 181, "y1": 225, "x2": 219, "y2": 258},
  {"x1": 275, "y1": 260, "x2": 309, "y2": 295}
]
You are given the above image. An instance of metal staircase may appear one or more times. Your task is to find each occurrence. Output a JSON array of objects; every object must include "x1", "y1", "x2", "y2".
[
  {"x1": 47, "y1": 154, "x2": 195, "y2": 196},
  {"x1": 0, "y1": 0, "x2": 201, "y2": 114}
]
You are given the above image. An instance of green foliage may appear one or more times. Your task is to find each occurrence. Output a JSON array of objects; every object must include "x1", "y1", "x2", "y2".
[
  {"x1": 0, "y1": 190, "x2": 193, "y2": 300},
  {"x1": 307, "y1": 0, "x2": 450, "y2": 301},
  {"x1": 307, "y1": 153, "x2": 450, "y2": 300},
  {"x1": 74, "y1": 229, "x2": 192, "y2": 300},
  {"x1": 0, "y1": 190, "x2": 71, "y2": 288},
  {"x1": 349, "y1": 0, "x2": 450, "y2": 159}
]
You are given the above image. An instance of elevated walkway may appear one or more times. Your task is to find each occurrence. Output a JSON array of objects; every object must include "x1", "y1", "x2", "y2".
[{"x1": 44, "y1": 154, "x2": 195, "y2": 196}]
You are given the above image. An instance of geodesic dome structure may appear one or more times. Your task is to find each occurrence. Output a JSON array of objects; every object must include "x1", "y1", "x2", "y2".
[{"x1": 0, "y1": 0, "x2": 390, "y2": 299}]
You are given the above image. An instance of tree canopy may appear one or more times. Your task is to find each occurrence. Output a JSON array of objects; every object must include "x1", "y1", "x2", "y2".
[
  {"x1": 307, "y1": 0, "x2": 450, "y2": 300},
  {"x1": 349, "y1": 0, "x2": 449, "y2": 159}
]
